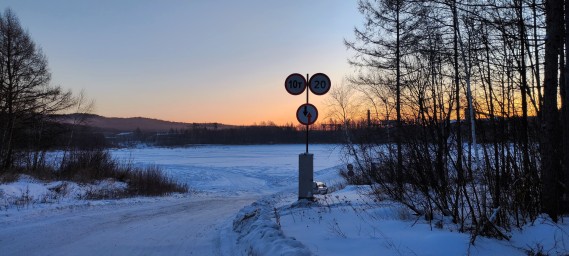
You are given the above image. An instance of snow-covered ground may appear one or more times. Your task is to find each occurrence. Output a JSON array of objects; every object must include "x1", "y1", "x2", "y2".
[
  {"x1": 1, "y1": 144, "x2": 568, "y2": 255},
  {"x1": 248, "y1": 188, "x2": 569, "y2": 255}
]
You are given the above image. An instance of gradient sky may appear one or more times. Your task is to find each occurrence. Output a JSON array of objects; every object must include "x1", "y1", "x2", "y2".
[{"x1": 3, "y1": 1, "x2": 361, "y2": 125}]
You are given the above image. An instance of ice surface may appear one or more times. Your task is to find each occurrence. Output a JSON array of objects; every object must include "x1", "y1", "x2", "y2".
[{"x1": 109, "y1": 144, "x2": 344, "y2": 196}]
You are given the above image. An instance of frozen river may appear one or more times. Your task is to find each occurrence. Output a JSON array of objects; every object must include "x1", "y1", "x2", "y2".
[{"x1": 110, "y1": 144, "x2": 345, "y2": 196}]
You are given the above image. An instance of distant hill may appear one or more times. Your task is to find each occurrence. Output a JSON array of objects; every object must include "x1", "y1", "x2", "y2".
[{"x1": 55, "y1": 114, "x2": 233, "y2": 133}]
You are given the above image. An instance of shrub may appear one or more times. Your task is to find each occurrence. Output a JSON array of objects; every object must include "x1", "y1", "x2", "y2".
[
  {"x1": 0, "y1": 169, "x2": 20, "y2": 183},
  {"x1": 58, "y1": 150, "x2": 118, "y2": 182},
  {"x1": 126, "y1": 165, "x2": 188, "y2": 196},
  {"x1": 9, "y1": 149, "x2": 189, "y2": 198}
]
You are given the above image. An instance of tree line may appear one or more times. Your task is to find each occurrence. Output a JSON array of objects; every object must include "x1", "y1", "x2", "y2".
[
  {"x1": 109, "y1": 124, "x2": 345, "y2": 146},
  {"x1": 339, "y1": 0, "x2": 568, "y2": 240}
]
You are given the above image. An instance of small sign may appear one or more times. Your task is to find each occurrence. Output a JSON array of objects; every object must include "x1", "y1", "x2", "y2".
[
  {"x1": 308, "y1": 73, "x2": 331, "y2": 95},
  {"x1": 296, "y1": 103, "x2": 318, "y2": 125},
  {"x1": 285, "y1": 73, "x2": 307, "y2": 95}
]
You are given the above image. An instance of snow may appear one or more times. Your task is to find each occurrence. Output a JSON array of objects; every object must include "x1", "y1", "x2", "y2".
[
  {"x1": 229, "y1": 200, "x2": 311, "y2": 256},
  {"x1": 0, "y1": 175, "x2": 127, "y2": 209},
  {"x1": 233, "y1": 184, "x2": 569, "y2": 256},
  {"x1": 1, "y1": 144, "x2": 568, "y2": 255}
]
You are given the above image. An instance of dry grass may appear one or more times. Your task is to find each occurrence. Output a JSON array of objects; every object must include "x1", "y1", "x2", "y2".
[
  {"x1": 127, "y1": 165, "x2": 188, "y2": 196},
  {"x1": 2, "y1": 149, "x2": 188, "y2": 197}
]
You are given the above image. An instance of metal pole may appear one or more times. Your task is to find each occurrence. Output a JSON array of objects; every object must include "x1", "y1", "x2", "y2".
[{"x1": 306, "y1": 74, "x2": 309, "y2": 154}]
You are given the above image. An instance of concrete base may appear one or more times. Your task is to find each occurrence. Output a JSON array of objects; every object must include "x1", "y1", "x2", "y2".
[{"x1": 298, "y1": 153, "x2": 314, "y2": 200}]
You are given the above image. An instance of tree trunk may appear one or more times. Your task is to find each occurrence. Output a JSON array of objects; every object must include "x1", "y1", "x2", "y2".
[
  {"x1": 562, "y1": 0, "x2": 569, "y2": 213},
  {"x1": 452, "y1": 0, "x2": 465, "y2": 227},
  {"x1": 541, "y1": 0, "x2": 563, "y2": 222},
  {"x1": 517, "y1": 0, "x2": 531, "y2": 178},
  {"x1": 396, "y1": 0, "x2": 404, "y2": 193}
]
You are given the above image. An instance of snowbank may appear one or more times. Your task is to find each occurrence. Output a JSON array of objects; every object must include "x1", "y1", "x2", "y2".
[
  {"x1": 223, "y1": 183, "x2": 569, "y2": 256},
  {"x1": 228, "y1": 197, "x2": 312, "y2": 256},
  {"x1": 0, "y1": 175, "x2": 127, "y2": 210}
]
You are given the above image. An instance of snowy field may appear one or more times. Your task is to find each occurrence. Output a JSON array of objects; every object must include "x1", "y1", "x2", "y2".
[{"x1": 1, "y1": 144, "x2": 568, "y2": 255}]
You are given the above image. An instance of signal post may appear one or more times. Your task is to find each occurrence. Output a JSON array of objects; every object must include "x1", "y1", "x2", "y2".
[{"x1": 284, "y1": 73, "x2": 331, "y2": 200}]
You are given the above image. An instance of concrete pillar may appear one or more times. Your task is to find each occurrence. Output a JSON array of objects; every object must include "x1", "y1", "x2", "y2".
[{"x1": 299, "y1": 153, "x2": 314, "y2": 200}]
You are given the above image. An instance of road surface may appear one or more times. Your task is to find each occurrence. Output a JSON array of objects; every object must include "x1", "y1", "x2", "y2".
[{"x1": 0, "y1": 196, "x2": 258, "y2": 256}]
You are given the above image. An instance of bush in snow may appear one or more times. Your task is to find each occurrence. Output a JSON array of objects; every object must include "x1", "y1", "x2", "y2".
[
  {"x1": 57, "y1": 150, "x2": 188, "y2": 197},
  {"x1": 1, "y1": 149, "x2": 188, "y2": 200},
  {"x1": 126, "y1": 165, "x2": 188, "y2": 196}
]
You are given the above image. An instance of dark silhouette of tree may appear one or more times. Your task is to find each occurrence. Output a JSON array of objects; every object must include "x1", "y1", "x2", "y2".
[
  {"x1": 342, "y1": 0, "x2": 569, "y2": 239},
  {"x1": 564, "y1": 0, "x2": 569, "y2": 214},
  {"x1": 346, "y1": 0, "x2": 426, "y2": 192},
  {"x1": 541, "y1": 0, "x2": 563, "y2": 221},
  {"x1": 0, "y1": 8, "x2": 72, "y2": 170}
]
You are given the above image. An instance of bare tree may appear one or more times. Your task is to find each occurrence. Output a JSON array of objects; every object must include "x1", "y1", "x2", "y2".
[
  {"x1": 0, "y1": 8, "x2": 73, "y2": 170},
  {"x1": 339, "y1": 0, "x2": 569, "y2": 239},
  {"x1": 346, "y1": 0, "x2": 427, "y2": 192},
  {"x1": 58, "y1": 90, "x2": 95, "y2": 169},
  {"x1": 325, "y1": 81, "x2": 361, "y2": 125}
]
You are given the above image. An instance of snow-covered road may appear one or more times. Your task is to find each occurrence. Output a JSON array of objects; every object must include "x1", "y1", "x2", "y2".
[
  {"x1": 0, "y1": 145, "x2": 344, "y2": 255},
  {"x1": 1, "y1": 196, "x2": 258, "y2": 256}
]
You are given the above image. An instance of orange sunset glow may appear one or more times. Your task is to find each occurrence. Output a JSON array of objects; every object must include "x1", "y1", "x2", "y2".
[{"x1": 5, "y1": 1, "x2": 361, "y2": 125}]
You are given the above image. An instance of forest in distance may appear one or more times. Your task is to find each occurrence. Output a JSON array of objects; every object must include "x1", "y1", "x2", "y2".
[
  {"x1": 56, "y1": 113, "x2": 347, "y2": 147},
  {"x1": 39, "y1": 113, "x2": 536, "y2": 148}
]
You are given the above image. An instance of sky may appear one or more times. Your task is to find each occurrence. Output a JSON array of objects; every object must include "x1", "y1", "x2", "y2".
[{"x1": 3, "y1": 1, "x2": 362, "y2": 125}]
